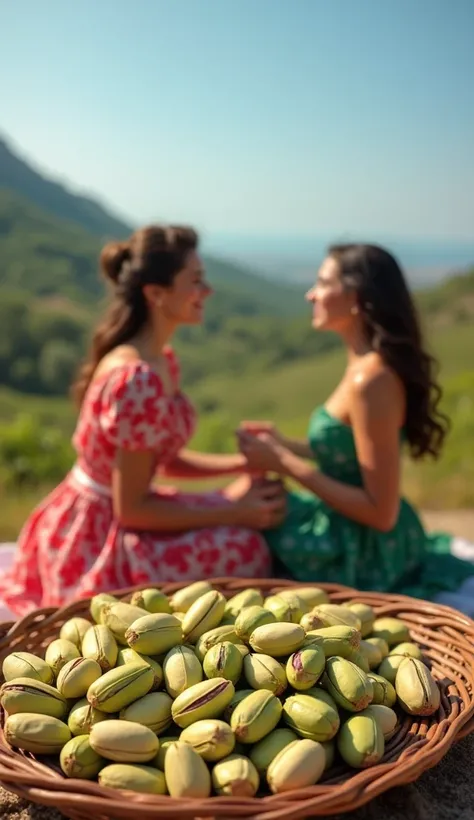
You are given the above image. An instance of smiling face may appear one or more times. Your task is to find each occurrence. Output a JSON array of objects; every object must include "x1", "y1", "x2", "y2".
[
  {"x1": 144, "y1": 250, "x2": 213, "y2": 326},
  {"x1": 306, "y1": 255, "x2": 359, "y2": 334}
]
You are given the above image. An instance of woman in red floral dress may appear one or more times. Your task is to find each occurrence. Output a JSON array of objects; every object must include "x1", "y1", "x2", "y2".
[{"x1": 0, "y1": 225, "x2": 284, "y2": 616}]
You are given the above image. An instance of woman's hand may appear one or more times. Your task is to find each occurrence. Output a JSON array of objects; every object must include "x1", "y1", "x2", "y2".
[
  {"x1": 239, "y1": 420, "x2": 283, "y2": 443},
  {"x1": 233, "y1": 479, "x2": 287, "y2": 530},
  {"x1": 237, "y1": 430, "x2": 286, "y2": 473}
]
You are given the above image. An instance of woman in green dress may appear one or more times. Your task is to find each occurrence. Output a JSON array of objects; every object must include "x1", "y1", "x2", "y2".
[{"x1": 238, "y1": 243, "x2": 474, "y2": 612}]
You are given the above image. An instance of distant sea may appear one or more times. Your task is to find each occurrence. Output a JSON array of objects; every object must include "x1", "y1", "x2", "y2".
[{"x1": 203, "y1": 234, "x2": 474, "y2": 288}]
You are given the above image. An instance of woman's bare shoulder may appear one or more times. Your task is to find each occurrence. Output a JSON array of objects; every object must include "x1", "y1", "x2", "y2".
[{"x1": 349, "y1": 353, "x2": 405, "y2": 416}]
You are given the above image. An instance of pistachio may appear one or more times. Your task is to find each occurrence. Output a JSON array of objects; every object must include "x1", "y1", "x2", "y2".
[
  {"x1": 68, "y1": 698, "x2": 111, "y2": 736},
  {"x1": 116, "y1": 648, "x2": 163, "y2": 691},
  {"x1": 172, "y1": 677, "x2": 235, "y2": 728},
  {"x1": 264, "y1": 593, "x2": 303, "y2": 623},
  {"x1": 361, "y1": 704, "x2": 398, "y2": 739},
  {"x1": 243, "y1": 653, "x2": 288, "y2": 696},
  {"x1": 249, "y1": 622, "x2": 305, "y2": 656},
  {"x1": 366, "y1": 637, "x2": 390, "y2": 659},
  {"x1": 125, "y1": 613, "x2": 182, "y2": 656},
  {"x1": 180, "y1": 718, "x2": 235, "y2": 761},
  {"x1": 223, "y1": 689, "x2": 255, "y2": 722},
  {"x1": 130, "y1": 588, "x2": 172, "y2": 614},
  {"x1": 234, "y1": 605, "x2": 276, "y2": 642},
  {"x1": 99, "y1": 763, "x2": 167, "y2": 794},
  {"x1": 224, "y1": 588, "x2": 264, "y2": 617},
  {"x1": 90, "y1": 593, "x2": 118, "y2": 625},
  {"x1": 282, "y1": 692, "x2": 340, "y2": 742},
  {"x1": 195, "y1": 625, "x2": 239, "y2": 662},
  {"x1": 212, "y1": 753, "x2": 260, "y2": 797},
  {"x1": 277, "y1": 588, "x2": 311, "y2": 615},
  {"x1": 230, "y1": 689, "x2": 282, "y2": 744},
  {"x1": 378, "y1": 642, "x2": 424, "y2": 684},
  {"x1": 347, "y1": 603, "x2": 375, "y2": 637},
  {"x1": 267, "y1": 738, "x2": 326, "y2": 793},
  {"x1": 395, "y1": 657, "x2": 440, "y2": 716},
  {"x1": 367, "y1": 672, "x2": 396, "y2": 707},
  {"x1": 57, "y1": 657, "x2": 102, "y2": 699},
  {"x1": 311, "y1": 604, "x2": 361, "y2": 630},
  {"x1": 292, "y1": 586, "x2": 329, "y2": 607},
  {"x1": 234, "y1": 643, "x2": 250, "y2": 659},
  {"x1": 2, "y1": 652, "x2": 54, "y2": 685},
  {"x1": 87, "y1": 662, "x2": 154, "y2": 713},
  {"x1": 249, "y1": 728, "x2": 299, "y2": 774},
  {"x1": 154, "y1": 735, "x2": 180, "y2": 770},
  {"x1": 5, "y1": 713, "x2": 71, "y2": 754},
  {"x1": 181, "y1": 590, "x2": 227, "y2": 644},
  {"x1": 346, "y1": 648, "x2": 370, "y2": 673},
  {"x1": 59, "y1": 617, "x2": 92, "y2": 649},
  {"x1": 321, "y1": 739, "x2": 335, "y2": 771},
  {"x1": 82, "y1": 625, "x2": 118, "y2": 672},
  {"x1": 120, "y1": 691, "x2": 173, "y2": 734},
  {"x1": 304, "y1": 625, "x2": 361, "y2": 658},
  {"x1": 44, "y1": 639, "x2": 81, "y2": 677},
  {"x1": 203, "y1": 641, "x2": 243, "y2": 684},
  {"x1": 371, "y1": 617, "x2": 410, "y2": 646},
  {"x1": 337, "y1": 713, "x2": 384, "y2": 768},
  {"x1": 163, "y1": 645, "x2": 203, "y2": 698},
  {"x1": 286, "y1": 647, "x2": 325, "y2": 690},
  {"x1": 169, "y1": 581, "x2": 213, "y2": 613},
  {"x1": 102, "y1": 602, "x2": 148, "y2": 644},
  {"x1": 300, "y1": 611, "x2": 326, "y2": 632},
  {"x1": 1, "y1": 677, "x2": 68, "y2": 719},
  {"x1": 60, "y1": 734, "x2": 105, "y2": 779},
  {"x1": 164, "y1": 741, "x2": 212, "y2": 797},
  {"x1": 89, "y1": 720, "x2": 159, "y2": 763},
  {"x1": 323, "y1": 656, "x2": 373, "y2": 712},
  {"x1": 359, "y1": 639, "x2": 383, "y2": 670}
]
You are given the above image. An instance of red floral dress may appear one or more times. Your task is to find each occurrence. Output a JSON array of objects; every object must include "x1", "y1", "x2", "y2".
[{"x1": 0, "y1": 349, "x2": 271, "y2": 616}]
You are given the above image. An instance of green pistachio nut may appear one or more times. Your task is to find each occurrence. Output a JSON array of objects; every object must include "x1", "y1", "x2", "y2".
[
  {"x1": 154, "y1": 735, "x2": 180, "y2": 769},
  {"x1": 300, "y1": 611, "x2": 326, "y2": 632},
  {"x1": 68, "y1": 698, "x2": 111, "y2": 736},
  {"x1": 57, "y1": 657, "x2": 102, "y2": 699},
  {"x1": 346, "y1": 648, "x2": 370, "y2": 673},
  {"x1": 102, "y1": 602, "x2": 148, "y2": 644},
  {"x1": 90, "y1": 719, "x2": 159, "y2": 763},
  {"x1": 286, "y1": 647, "x2": 325, "y2": 690},
  {"x1": 125, "y1": 613, "x2": 182, "y2": 656},
  {"x1": 82, "y1": 624, "x2": 118, "y2": 672},
  {"x1": 347, "y1": 603, "x2": 375, "y2": 637},
  {"x1": 282, "y1": 692, "x2": 340, "y2": 742},
  {"x1": 321, "y1": 739, "x2": 335, "y2": 771},
  {"x1": 99, "y1": 763, "x2": 167, "y2": 794},
  {"x1": 234, "y1": 605, "x2": 277, "y2": 642},
  {"x1": 2, "y1": 652, "x2": 54, "y2": 685},
  {"x1": 203, "y1": 641, "x2": 243, "y2": 684},
  {"x1": 212, "y1": 753, "x2": 260, "y2": 797},
  {"x1": 223, "y1": 688, "x2": 255, "y2": 722},
  {"x1": 5, "y1": 712, "x2": 71, "y2": 754},
  {"x1": 366, "y1": 637, "x2": 390, "y2": 659},
  {"x1": 0, "y1": 677, "x2": 68, "y2": 719},
  {"x1": 130, "y1": 588, "x2": 172, "y2": 614},
  {"x1": 87, "y1": 662, "x2": 154, "y2": 712},
  {"x1": 371, "y1": 617, "x2": 410, "y2": 646},
  {"x1": 360, "y1": 704, "x2": 398, "y2": 739},
  {"x1": 234, "y1": 643, "x2": 250, "y2": 659},
  {"x1": 172, "y1": 677, "x2": 235, "y2": 728},
  {"x1": 267, "y1": 738, "x2": 326, "y2": 793},
  {"x1": 59, "y1": 617, "x2": 92, "y2": 649},
  {"x1": 180, "y1": 718, "x2": 235, "y2": 762},
  {"x1": 264, "y1": 593, "x2": 303, "y2": 623},
  {"x1": 181, "y1": 590, "x2": 227, "y2": 644},
  {"x1": 116, "y1": 647, "x2": 163, "y2": 691},
  {"x1": 60, "y1": 734, "x2": 105, "y2": 779},
  {"x1": 292, "y1": 586, "x2": 329, "y2": 608},
  {"x1": 249, "y1": 622, "x2": 305, "y2": 656},
  {"x1": 277, "y1": 589, "x2": 311, "y2": 615},
  {"x1": 230, "y1": 689, "x2": 282, "y2": 744},
  {"x1": 194, "y1": 625, "x2": 239, "y2": 662},
  {"x1": 311, "y1": 604, "x2": 362, "y2": 630},
  {"x1": 90, "y1": 593, "x2": 118, "y2": 625},
  {"x1": 323, "y1": 656, "x2": 373, "y2": 712},
  {"x1": 243, "y1": 652, "x2": 288, "y2": 696},
  {"x1": 163, "y1": 644, "x2": 203, "y2": 698},
  {"x1": 337, "y1": 713, "x2": 385, "y2": 768},
  {"x1": 164, "y1": 741, "x2": 212, "y2": 797},
  {"x1": 169, "y1": 581, "x2": 213, "y2": 613},
  {"x1": 378, "y1": 642, "x2": 424, "y2": 684},
  {"x1": 120, "y1": 691, "x2": 173, "y2": 734},
  {"x1": 44, "y1": 639, "x2": 81, "y2": 678},
  {"x1": 359, "y1": 639, "x2": 383, "y2": 670},
  {"x1": 224, "y1": 588, "x2": 264, "y2": 617},
  {"x1": 304, "y1": 625, "x2": 361, "y2": 658},
  {"x1": 249, "y1": 728, "x2": 299, "y2": 774},
  {"x1": 367, "y1": 672, "x2": 397, "y2": 707},
  {"x1": 395, "y1": 657, "x2": 440, "y2": 716}
]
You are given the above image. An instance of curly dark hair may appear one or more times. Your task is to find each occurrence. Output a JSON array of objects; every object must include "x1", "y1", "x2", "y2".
[{"x1": 328, "y1": 243, "x2": 449, "y2": 459}]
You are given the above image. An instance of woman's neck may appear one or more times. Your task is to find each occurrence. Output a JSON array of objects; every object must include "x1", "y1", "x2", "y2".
[{"x1": 134, "y1": 317, "x2": 176, "y2": 360}]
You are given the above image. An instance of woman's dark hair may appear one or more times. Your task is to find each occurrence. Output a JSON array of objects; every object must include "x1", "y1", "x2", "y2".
[
  {"x1": 72, "y1": 224, "x2": 198, "y2": 405},
  {"x1": 328, "y1": 243, "x2": 449, "y2": 459}
]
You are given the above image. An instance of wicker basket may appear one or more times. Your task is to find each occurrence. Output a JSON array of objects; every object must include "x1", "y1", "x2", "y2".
[{"x1": 0, "y1": 578, "x2": 473, "y2": 820}]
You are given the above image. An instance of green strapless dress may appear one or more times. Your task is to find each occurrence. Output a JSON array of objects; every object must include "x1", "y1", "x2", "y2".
[{"x1": 264, "y1": 406, "x2": 474, "y2": 600}]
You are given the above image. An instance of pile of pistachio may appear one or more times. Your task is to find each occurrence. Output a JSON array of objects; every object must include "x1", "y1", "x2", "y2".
[{"x1": 0, "y1": 583, "x2": 441, "y2": 798}]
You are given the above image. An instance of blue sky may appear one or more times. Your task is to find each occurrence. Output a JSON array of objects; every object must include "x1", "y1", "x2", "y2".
[{"x1": 2, "y1": 0, "x2": 474, "y2": 241}]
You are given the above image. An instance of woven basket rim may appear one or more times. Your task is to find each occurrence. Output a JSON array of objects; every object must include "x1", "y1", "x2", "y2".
[{"x1": 0, "y1": 578, "x2": 473, "y2": 820}]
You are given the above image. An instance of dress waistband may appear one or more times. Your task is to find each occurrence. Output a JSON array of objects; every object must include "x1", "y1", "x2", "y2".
[{"x1": 70, "y1": 465, "x2": 112, "y2": 498}]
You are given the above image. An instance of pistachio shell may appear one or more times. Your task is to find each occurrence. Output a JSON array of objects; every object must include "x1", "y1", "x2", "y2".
[
  {"x1": 203, "y1": 641, "x2": 243, "y2": 684},
  {"x1": 125, "y1": 613, "x2": 182, "y2": 656},
  {"x1": 292, "y1": 586, "x2": 329, "y2": 607},
  {"x1": 282, "y1": 692, "x2": 340, "y2": 742},
  {"x1": 347, "y1": 603, "x2": 375, "y2": 637},
  {"x1": 312, "y1": 604, "x2": 361, "y2": 630},
  {"x1": 224, "y1": 588, "x2": 264, "y2": 617},
  {"x1": 277, "y1": 589, "x2": 311, "y2": 615},
  {"x1": 116, "y1": 648, "x2": 163, "y2": 691},
  {"x1": 346, "y1": 648, "x2": 370, "y2": 673},
  {"x1": 323, "y1": 656, "x2": 373, "y2": 712},
  {"x1": 371, "y1": 617, "x2": 410, "y2": 646},
  {"x1": 82, "y1": 625, "x2": 118, "y2": 672},
  {"x1": 321, "y1": 739, "x2": 335, "y2": 771},
  {"x1": 57, "y1": 658, "x2": 102, "y2": 699},
  {"x1": 44, "y1": 639, "x2": 81, "y2": 677},
  {"x1": 180, "y1": 718, "x2": 235, "y2": 761},
  {"x1": 367, "y1": 672, "x2": 397, "y2": 707},
  {"x1": 130, "y1": 588, "x2": 172, "y2": 614},
  {"x1": 181, "y1": 590, "x2": 227, "y2": 643},
  {"x1": 90, "y1": 593, "x2": 118, "y2": 624},
  {"x1": 299, "y1": 611, "x2": 326, "y2": 632},
  {"x1": 195, "y1": 625, "x2": 239, "y2": 661},
  {"x1": 361, "y1": 704, "x2": 398, "y2": 739},
  {"x1": 172, "y1": 677, "x2": 235, "y2": 728},
  {"x1": 234, "y1": 605, "x2": 276, "y2": 642},
  {"x1": 395, "y1": 657, "x2": 440, "y2": 716},
  {"x1": 90, "y1": 720, "x2": 159, "y2": 763},
  {"x1": 286, "y1": 647, "x2": 325, "y2": 690},
  {"x1": 366, "y1": 637, "x2": 390, "y2": 659},
  {"x1": 1, "y1": 677, "x2": 68, "y2": 719},
  {"x1": 68, "y1": 698, "x2": 111, "y2": 736},
  {"x1": 267, "y1": 738, "x2": 326, "y2": 793},
  {"x1": 60, "y1": 734, "x2": 105, "y2": 779},
  {"x1": 5, "y1": 713, "x2": 71, "y2": 754},
  {"x1": 243, "y1": 653, "x2": 288, "y2": 696},
  {"x1": 212, "y1": 753, "x2": 260, "y2": 796},
  {"x1": 223, "y1": 688, "x2": 255, "y2": 722},
  {"x1": 120, "y1": 691, "x2": 173, "y2": 734},
  {"x1": 2, "y1": 652, "x2": 54, "y2": 685},
  {"x1": 337, "y1": 713, "x2": 384, "y2": 768},
  {"x1": 102, "y1": 602, "x2": 148, "y2": 644},
  {"x1": 378, "y1": 642, "x2": 424, "y2": 683},
  {"x1": 304, "y1": 625, "x2": 361, "y2": 658},
  {"x1": 264, "y1": 594, "x2": 303, "y2": 623},
  {"x1": 359, "y1": 639, "x2": 383, "y2": 670},
  {"x1": 154, "y1": 735, "x2": 180, "y2": 769},
  {"x1": 164, "y1": 741, "x2": 212, "y2": 797},
  {"x1": 230, "y1": 689, "x2": 282, "y2": 743},
  {"x1": 163, "y1": 645, "x2": 203, "y2": 698},
  {"x1": 249, "y1": 728, "x2": 299, "y2": 774},
  {"x1": 234, "y1": 644, "x2": 250, "y2": 659},
  {"x1": 87, "y1": 662, "x2": 154, "y2": 712},
  {"x1": 249, "y1": 622, "x2": 305, "y2": 656},
  {"x1": 59, "y1": 617, "x2": 92, "y2": 649},
  {"x1": 99, "y1": 763, "x2": 167, "y2": 794},
  {"x1": 169, "y1": 581, "x2": 213, "y2": 613}
]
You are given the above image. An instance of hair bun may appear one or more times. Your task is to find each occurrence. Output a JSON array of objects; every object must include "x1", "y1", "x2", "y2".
[{"x1": 100, "y1": 240, "x2": 131, "y2": 284}]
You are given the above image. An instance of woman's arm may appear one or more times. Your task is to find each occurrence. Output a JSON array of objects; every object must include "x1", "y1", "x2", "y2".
[
  {"x1": 240, "y1": 421, "x2": 314, "y2": 460},
  {"x1": 240, "y1": 368, "x2": 403, "y2": 532},
  {"x1": 160, "y1": 449, "x2": 247, "y2": 480}
]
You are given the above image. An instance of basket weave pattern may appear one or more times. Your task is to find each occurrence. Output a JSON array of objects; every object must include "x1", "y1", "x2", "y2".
[{"x1": 0, "y1": 578, "x2": 473, "y2": 820}]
